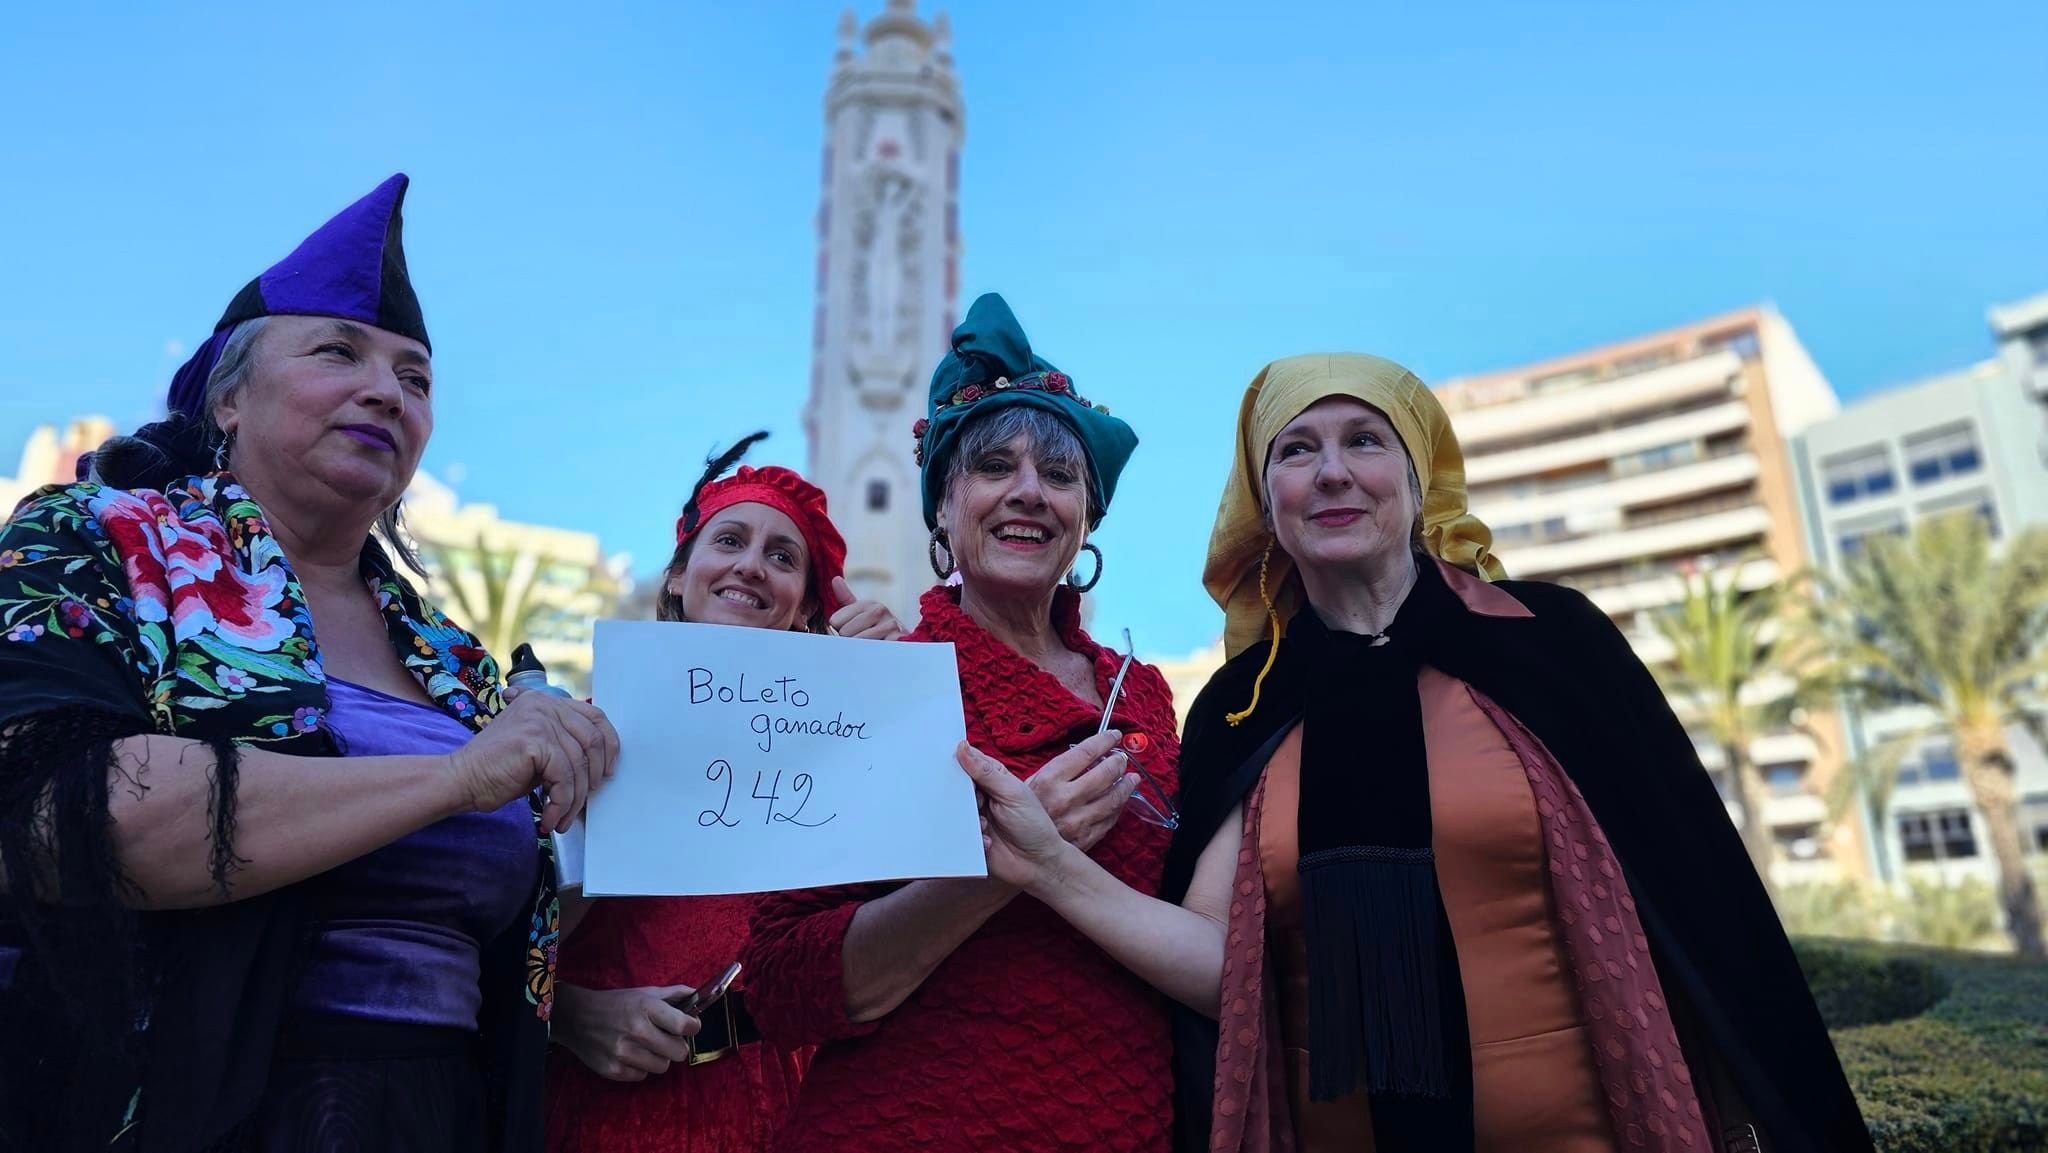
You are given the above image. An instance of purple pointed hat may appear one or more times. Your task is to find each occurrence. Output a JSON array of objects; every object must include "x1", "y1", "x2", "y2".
[{"x1": 164, "y1": 173, "x2": 429, "y2": 417}]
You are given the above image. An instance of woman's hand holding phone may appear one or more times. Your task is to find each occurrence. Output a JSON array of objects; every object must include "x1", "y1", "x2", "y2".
[{"x1": 554, "y1": 981, "x2": 703, "y2": 1083}]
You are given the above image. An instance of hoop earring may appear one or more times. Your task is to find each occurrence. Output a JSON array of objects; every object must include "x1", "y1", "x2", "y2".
[
  {"x1": 928, "y1": 528, "x2": 956, "y2": 580},
  {"x1": 1066, "y1": 543, "x2": 1103, "y2": 593},
  {"x1": 213, "y1": 430, "x2": 236, "y2": 472}
]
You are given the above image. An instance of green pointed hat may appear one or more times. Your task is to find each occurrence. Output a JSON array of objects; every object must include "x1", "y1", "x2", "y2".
[{"x1": 912, "y1": 293, "x2": 1138, "y2": 528}]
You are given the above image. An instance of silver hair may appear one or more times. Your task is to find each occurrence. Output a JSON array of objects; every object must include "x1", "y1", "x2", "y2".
[
  {"x1": 204, "y1": 316, "x2": 426, "y2": 575},
  {"x1": 941, "y1": 405, "x2": 1097, "y2": 523}
]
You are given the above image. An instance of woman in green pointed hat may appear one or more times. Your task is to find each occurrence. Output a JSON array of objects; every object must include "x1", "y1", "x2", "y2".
[{"x1": 745, "y1": 294, "x2": 1183, "y2": 1150}]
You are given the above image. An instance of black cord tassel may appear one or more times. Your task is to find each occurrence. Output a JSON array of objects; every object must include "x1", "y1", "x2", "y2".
[{"x1": 1298, "y1": 847, "x2": 1451, "y2": 1102}]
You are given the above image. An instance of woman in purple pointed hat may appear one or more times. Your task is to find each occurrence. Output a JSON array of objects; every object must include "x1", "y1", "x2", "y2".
[{"x1": 0, "y1": 175, "x2": 619, "y2": 1153}]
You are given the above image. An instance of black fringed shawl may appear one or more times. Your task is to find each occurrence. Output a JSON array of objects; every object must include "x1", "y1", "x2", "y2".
[
  {"x1": 0, "y1": 475, "x2": 553, "y2": 1153},
  {"x1": 1160, "y1": 562, "x2": 1871, "y2": 1153}
]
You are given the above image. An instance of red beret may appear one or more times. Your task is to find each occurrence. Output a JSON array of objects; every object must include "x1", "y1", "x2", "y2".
[{"x1": 676, "y1": 466, "x2": 850, "y2": 615}]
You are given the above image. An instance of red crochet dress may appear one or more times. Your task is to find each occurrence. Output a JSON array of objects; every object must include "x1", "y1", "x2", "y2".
[
  {"x1": 545, "y1": 894, "x2": 809, "y2": 1153},
  {"x1": 746, "y1": 585, "x2": 1181, "y2": 1152}
]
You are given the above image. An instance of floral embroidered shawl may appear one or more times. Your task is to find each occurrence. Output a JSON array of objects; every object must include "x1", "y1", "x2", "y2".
[{"x1": 0, "y1": 473, "x2": 557, "y2": 1152}]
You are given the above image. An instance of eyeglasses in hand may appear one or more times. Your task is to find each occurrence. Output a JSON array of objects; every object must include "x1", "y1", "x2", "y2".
[{"x1": 1100, "y1": 628, "x2": 1180, "y2": 830}]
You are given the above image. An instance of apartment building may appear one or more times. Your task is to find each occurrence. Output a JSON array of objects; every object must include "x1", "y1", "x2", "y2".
[
  {"x1": 1791, "y1": 306, "x2": 2048, "y2": 889},
  {"x1": 1436, "y1": 307, "x2": 1863, "y2": 883}
]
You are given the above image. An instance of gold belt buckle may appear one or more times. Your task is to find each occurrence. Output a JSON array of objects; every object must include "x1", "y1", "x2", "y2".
[{"x1": 685, "y1": 996, "x2": 738, "y2": 1066}]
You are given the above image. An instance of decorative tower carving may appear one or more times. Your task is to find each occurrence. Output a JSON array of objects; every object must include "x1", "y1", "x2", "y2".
[{"x1": 803, "y1": 1, "x2": 963, "y2": 626}]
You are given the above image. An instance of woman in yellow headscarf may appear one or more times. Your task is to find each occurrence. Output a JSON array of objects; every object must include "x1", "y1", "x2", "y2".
[{"x1": 957, "y1": 354, "x2": 1868, "y2": 1153}]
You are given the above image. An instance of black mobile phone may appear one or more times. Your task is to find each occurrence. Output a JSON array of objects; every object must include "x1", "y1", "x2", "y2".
[{"x1": 672, "y1": 961, "x2": 742, "y2": 1015}]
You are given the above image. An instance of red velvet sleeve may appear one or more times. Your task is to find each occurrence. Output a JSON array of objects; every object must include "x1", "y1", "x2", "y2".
[{"x1": 742, "y1": 881, "x2": 893, "y2": 1048}]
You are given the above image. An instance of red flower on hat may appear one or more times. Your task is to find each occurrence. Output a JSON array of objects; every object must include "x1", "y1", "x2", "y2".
[
  {"x1": 1045, "y1": 371, "x2": 1071, "y2": 394},
  {"x1": 960, "y1": 384, "x2": 986, "y2": 403},
  {"x1": 912, "y1": 417, "x2": 930, "y2": 439}
]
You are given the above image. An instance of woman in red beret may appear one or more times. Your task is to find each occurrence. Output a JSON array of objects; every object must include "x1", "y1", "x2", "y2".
[{"x1": 544, "y1": 434, "x2": 902, "y2": 1153}]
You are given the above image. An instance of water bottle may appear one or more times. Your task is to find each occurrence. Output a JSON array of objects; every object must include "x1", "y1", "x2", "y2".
[
  {"x1": 507, "y1": 643, "x2": 573, "y2": 699},
  {"x1": 508, "y1": 642, "x2": 587, "y2": 889}
]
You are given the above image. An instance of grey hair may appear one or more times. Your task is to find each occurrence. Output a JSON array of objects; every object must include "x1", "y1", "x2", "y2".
[
  {"x1": 203, "y1": 316, "x2": 427, "y2": 576},
  {"x1": 941, "y1": 406, "x2": 1098, "y2": 524},
  {"x1": 201, "y1": 315, "x2": 270, "y2": 422},
  {"x1": 1406, "y1": 457, "x2": 1427, "y2": 551}
]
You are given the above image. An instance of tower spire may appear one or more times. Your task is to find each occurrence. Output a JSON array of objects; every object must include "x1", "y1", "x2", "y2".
[{"x1": 804, "y1": 3, "x2": 966, "y2": 626}]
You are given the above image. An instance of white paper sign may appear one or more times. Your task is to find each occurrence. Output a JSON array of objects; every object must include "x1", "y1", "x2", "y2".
[
  {"x1": 583, "y1": 620, "x2": 986, "y2": 896},
  {"x1": 551, "y1": 821, "x2": 585, "y2": 892}
]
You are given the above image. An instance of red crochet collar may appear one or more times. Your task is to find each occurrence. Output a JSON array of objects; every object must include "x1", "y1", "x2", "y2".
[{"x1": 911, "y1": 584, "x2": 1122, "y2": 755}]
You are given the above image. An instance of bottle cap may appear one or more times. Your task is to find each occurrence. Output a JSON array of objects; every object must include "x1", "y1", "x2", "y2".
[{"x1": 509, "y1": 643, "x2": 546, "y2": 680}]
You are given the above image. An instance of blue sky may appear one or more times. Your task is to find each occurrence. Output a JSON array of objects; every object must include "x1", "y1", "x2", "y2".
[{"x1": 3, "y1": 1, "x2": 2044, "y2": 658}]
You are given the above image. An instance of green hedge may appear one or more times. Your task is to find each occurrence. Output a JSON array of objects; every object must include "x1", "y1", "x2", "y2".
[
  {"x1": 1797, "y1": 938, "x2": 2048, "y2": 1153},
  {"x1": 1795, "y1": 938, "x2": 1950, "y2": 1028}
]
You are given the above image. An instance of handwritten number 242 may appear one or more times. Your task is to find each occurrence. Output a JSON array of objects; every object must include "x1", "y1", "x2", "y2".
[{"x1": 699, "y1": 759, "x2": 837, "y2": 828}]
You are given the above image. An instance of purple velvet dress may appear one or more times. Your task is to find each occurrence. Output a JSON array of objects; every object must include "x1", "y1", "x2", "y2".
[
  {"x1": 257, "y1": 676, "x2": 537, "y2": 1152},
  {"x1": 292, "y1": 676, "x2": 537, "y2": 1029}
]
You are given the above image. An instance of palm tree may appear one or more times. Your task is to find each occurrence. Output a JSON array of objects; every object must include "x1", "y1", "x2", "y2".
[
  {"x1": 1805, "y1": 515, "x2": 2048, "y2": 959},
  {"x1": 424, "y1": 532, "x2": 619, "y2": 686},
  {"x1": 1649, "y1": 567, "x2": 1817, "y2": 894}
]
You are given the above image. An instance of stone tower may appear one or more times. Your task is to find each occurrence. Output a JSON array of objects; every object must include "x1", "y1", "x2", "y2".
[{"x1": 802, "y1": 1, "x2": 963, "y2": 626}]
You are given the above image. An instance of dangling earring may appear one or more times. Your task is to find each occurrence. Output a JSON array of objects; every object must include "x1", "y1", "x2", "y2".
[
  {"x1": 928, "y1": 527, "x2": 956, "y2": 579},
  {"x1": 1066, "y1": 542, "x2": 1104, "y2": 592},
  {"x1": 213, "y1": 429, "x2": 236, "y2": 473}
]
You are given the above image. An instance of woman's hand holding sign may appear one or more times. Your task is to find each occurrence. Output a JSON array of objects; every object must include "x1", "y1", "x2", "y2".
[
  {"x1": 826, "y1": 577, "x2": 905, "y2": 641},
  {"x1": 451, "y1": 689, "x2": 620, "y2": 833}
]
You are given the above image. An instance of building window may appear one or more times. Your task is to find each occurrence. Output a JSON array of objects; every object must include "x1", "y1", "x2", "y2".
[
  {"x1": 1774, "y1": 822, "x2": 1825, "y2": 861},
  {"x1": 1837, "y1": 514, "x2": 1905, "y2": 561},
  {"x1": 1918, "y1": 490, "x2": 2001, "y2": 540},
  {"x1": 1922, "y1": 742, "x2": 1961, "y2": 782},
  {"x1": 1529, "y1": 366, "x2": 1601, "y2": 396},
  {"x1": 865, "y1": 480, "x2": 889, "y2": 512},
  {"x1": 1613, "y1": 440, "x2": 1702, "y2": 478},
  {"x1": 1820, "y1": 446, "x2": 1896, "y2": 505},
  {"x1": 1614, "y1": 350, "x2": 1677, "y2": 377},
  {"x1": 1904, "y1": 423, "x2": 1982, "y2": 485},
  {"x1": 1702, "y1": 329, "x2": 1761, "y2": 360},
  {"x1": 1898, "y1": 808, "x2": 1978, "y2": 862},
  {"x1": 1763, "y1": 762, "x2": 1807, "y2": 796},
  {"x1": 1895, "y1": 742, "x2": 1961, "y2": 787},
  {"x1": 2023, "y1": 795, "x2": 2048, "y2": 854}
]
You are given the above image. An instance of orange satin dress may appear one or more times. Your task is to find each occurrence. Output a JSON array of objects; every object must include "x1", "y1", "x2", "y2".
[{"x1": 1262, "y1": 667, "x2": 1617, "y2": 1151}]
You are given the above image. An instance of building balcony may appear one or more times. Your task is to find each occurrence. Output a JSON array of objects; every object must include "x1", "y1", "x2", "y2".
[
  {"x1": 1763, "y1": 791, "x2": 1829, "y2": 827},
  {"x1": 1774, "y1": 858, "x2": 1845, "y2": 886},
  {"x1": 1455, "y1": 349, "x2": 1745, "y2": 449},
  {"x1": 1578, "y1": 556, "x2": 1779, "y2": 617},
  {"x1": 1496, "y1": 504, "x2": 1772, "y2": 579},
  {"x1": 1475, "y1": 451, "x2": 1762, "y2": 532},
  {"x1": 1464, "y1": 400, "x2": 1754, "y2": 487},
  {"x1": 1693, "y1": 731, "x2": 1821, "y2": 776}
]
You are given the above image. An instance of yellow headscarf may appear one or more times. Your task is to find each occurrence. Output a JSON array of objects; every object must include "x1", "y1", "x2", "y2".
[{"x1": 1202, "y1": 354, "x2": 1505, "y2": 717}]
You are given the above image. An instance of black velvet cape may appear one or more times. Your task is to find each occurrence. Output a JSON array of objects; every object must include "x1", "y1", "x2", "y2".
[{"x1": 1160, "y1": 577, "x2": 1871, "y2": 1153}]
